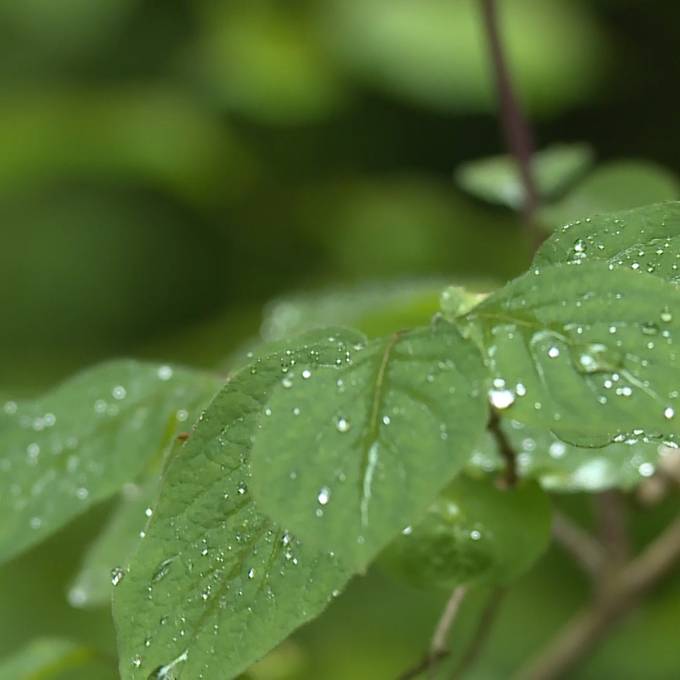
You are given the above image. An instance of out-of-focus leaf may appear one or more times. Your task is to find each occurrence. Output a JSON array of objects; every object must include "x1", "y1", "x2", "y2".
[
  {"x1": 261, "y1": 280, "x2": 446, "y2": 342},
  {"x1": 0, "y1": 89, "x2": 252, "y2": 206},
  {"x1": 321, "y1": 0, "x2": 604, "y2": 114},
  {"x1": 456, "y1": 143, "x2": 593, "y2": 210},
  {"x1": 380, "y1": 476, "x2": 551, "y2": 589},
  {"x1": 0, "y1": 361, "x2": 220, "y2": 564},
  {"x1": 540, "y1": 163, "x2": 679, "y2": 228},
  {"x1": 68, "y1": 478, "x2": 160, "y2": 609},
  {"x1": 0, "y1": 638, "x2": 116, "y2": 680},
  {"x1": 192, "y1": 4, "x2": 345, "y2": 124}
]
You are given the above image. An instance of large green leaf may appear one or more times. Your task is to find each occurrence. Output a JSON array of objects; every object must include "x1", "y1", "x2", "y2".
[
  {"x1": 113, "y1": 330, "x2": 364, "y2": 680},
  {"x1": 456, "y1": 143, "x2": 593, "y2": 210},
  {"x1": 0, "y1": 638, "x2": 116, "y2": 680},
  {"x1": 250, "y1": 322, "x2": 489, "y2": 568},
  {"x1": 0, "y1": 361, "x2": 220, "y2": 564},
  {"x1": 540, "y1": 164, "x2": 679, "y2": 228},
  {"x1": 536, "y1": 201, "x2": 680, "y2": 283},
  {"x1": 380, "y1": 476, "x2": 551, "y2": 590},
  {"x1": 465, "y1": 263, "x2": 680, "y2": 447}
]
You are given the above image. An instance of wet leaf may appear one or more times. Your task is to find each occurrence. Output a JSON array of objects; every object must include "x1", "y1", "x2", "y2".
[
  {"x1": 250, "y1": 322, "x2": 489, "y2": 568},
  {"x1": 536, "y1": 201, "x2": 680, "y2": 283},
  {"x1": 0, "y1": 361, "x2": 220, "y2": 564},
  {"x1": 68, "y1": 477, "x2": 160, "y2": 609},
  {"x1": 466, "y1": 263, "x2": 680, "y2": 447},
  {"x1": 469, "y1": 420, "x2": 665, "y2": 492},
  {"x1": 380, "y1": 476, "x2": 551, "y2": 589},
  {"x1": 113, "y1": 330, "x2": 364, "y2": 680},
  {"x1": 456, "y1": 143, "x2": 593, "y2": 210}
]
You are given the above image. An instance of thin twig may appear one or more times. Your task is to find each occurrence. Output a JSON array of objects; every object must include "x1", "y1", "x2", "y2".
[
  {"x1": 552, "y1": 513, "x2": 604, "y2": 579},
  {"x1": 451, "y1": 588, "x2": 506, "y2": 679},
  {"x1": 479, "y1": 0, "x2": 543, "y2": 250},
  {"x1": 515, "y1": 516, "x2": 680, "y2": 680},
  {"x1": 489, "y1": 410, "x2": 518, "y2": 487},
  {"x1": 594, "y1": 491, "x2": 631, "y2": 573},
  {"x1": 397, "y1": 586, "x2": 467, "y2": 680}
]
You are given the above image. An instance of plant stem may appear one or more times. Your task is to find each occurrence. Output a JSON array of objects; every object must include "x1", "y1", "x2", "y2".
[
  {"x1": 552, "y1": 513, "x2": 604, "y2": 579},
  {"x1": 397, "y1": 586, "x2": 467, "y2": 680},
  {"x1": 515, "y1": 516, "x2": 680, "y2": 679},
  {"x1": 451, "y1": 588, "x2": 506, "y2": 679},
  {"x1": 488, "y1": 410, "x2": 518, "y2": 487},
  {"x1": 479, "y1": 0, "x2": 543, "y2": 250}
]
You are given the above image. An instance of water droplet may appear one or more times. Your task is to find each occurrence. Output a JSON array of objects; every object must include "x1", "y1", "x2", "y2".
[
  {"x1": 157, "y1": 365, "x2": 173, "y2": 381},
  {"x1": 281, "y1": 376, "x2": 293, "y2": 389},
  {"x1": 335, "y1": 416, "x2": 351, "y2": 433},
  {"x1": 247, "y1": 567, "x2": 255, "y2": 579},
  {"x1": 151, "y1": 557, "x2": 176, "y2": 583},
  {"x1": 112, "y1": 385, "x2": 127, "y2": 400},
  {"x1": 144, "y1": 507, "x2": 153, "y2": 518},
  {"x1": 664, "y1": 407, "x2": 675, "y2": 420},
  {"x1": 549, "y1": 441, "x2": 567, "y2": 459},
  {"x1": 661, "y1": 307, "x2": 673, "y2": 323},
  {"x1": 317, "y1": 487, "x2": 331, "y2": 506},
  {"x1": 111, "y1": 567, "x2": 125, "y2": 586},
  {"x1": 638, "y1": 462, "x2": 655, "y2": 477},
  {"x1": 488, "y1": 388, "x2": 515, "y2": 410},
  {"x1": 547, "y1": 346, "x2": 560, "y2": 359},
  {"x1": 382, "y1": 415, "x2": 391, "y2": 426},
  {"x1": 131, "y1": 655, "x2": 142, "y2": 669},
  {"x1": 470, "y1": 530, "x2": 481, "y2": 541},
  {"x1": 302, "y1": 369, "x2": 312, "y2": 380}
]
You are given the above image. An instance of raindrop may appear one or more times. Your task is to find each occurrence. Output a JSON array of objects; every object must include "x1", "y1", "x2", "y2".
[
  {"x1": 111, "y1": 567, "x2": 126, "y2": 586},
  {"x1": 317, "y1": 487, "x2": 331, "y2": 506},
  {"x1": 151, "y1": 557, "x2": 176, "y2": 583},
  {"x1": 281, "y1": 376, "x2": 293, "y2": 389},
  {"x1": 638, "y1": 462, "x2": 655, "y2": 478},
  {"x1": 664, "y1": 407, "x2": 675, "y2": 420},
  {"x1": 547, "y1": 346, "x2": 561, "y2": 359},
  {"x1": 157, "y1": 365, "x2": 173, "y2": 381},
  {"x1": 335, "y1": 416, "x2": 351, "y2": 433},
  {"x1": 661, "y1": 307, "x2": 673, "y2": 323},
  {"x1": 112, "y1": 385, "x2": 127, "y2": 400},
  {"x1": 302, "y1": 369, "x2": 312, "y2": 380},
  {"x1": 247, "y1": 567, "x2": 255, "y2": 579},
  {"x1": 488, "y1": 388, "x2": 515, "y2": 410}
]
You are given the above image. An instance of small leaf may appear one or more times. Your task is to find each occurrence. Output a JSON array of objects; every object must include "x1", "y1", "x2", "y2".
[
  {"x1": 466, "y1": 263, "x2": 680, "y2": 447},
  {"x1": 68, "y1": 477, "x2": 160, "y2": 609},
  {"x1": 250, "y1": 322, "x2": 489, "y2": 568},
  {"x1": 0, "y1": 361, "x2": 220, "y2": 564},
  {"x1": 380, "y1": 476, "x2": 551, "y2": 589},
  {"x1": 113, "y1": 330, "x2": 364, "y2": 680},
  {"x1": 540, "y1": 163, "x2": 679, "y2": 228},
  {"x1": 456, "y1": 143, "x2": 593, "y2": 210},
  {"x1": 0, "y1": 638, "x2": 116, "y2": 680}
]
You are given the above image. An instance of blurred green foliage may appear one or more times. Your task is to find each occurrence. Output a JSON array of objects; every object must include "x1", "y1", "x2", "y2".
[{"x1": 2, "y1": 0, "x2": 680, "y2": 677}]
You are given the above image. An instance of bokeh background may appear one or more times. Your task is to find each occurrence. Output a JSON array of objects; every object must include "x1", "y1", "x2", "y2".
[{"x1": 2, "y1": 0, "x2": 680, "y2": 678}]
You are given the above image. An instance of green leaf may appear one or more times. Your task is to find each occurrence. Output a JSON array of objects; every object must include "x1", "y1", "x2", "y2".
[
  {"x1": 456, "y1": 143, "x2": 593, "y2": 210},
  {"x1": 323, "y1": 0, "x2": 603, "y2": 114},
  {"x1": 0, "y1": 638, "x2": 116, "y2": 680},
  {"x1": 261, "y1": 279, "x2": 446, "y2": 342},
  {"x1": 469, "y1": 421, "x2": 664, "y2": 492},
  {"x1": 0, "y1": 361, "x2": 220, "y2": 564},
  {"x1": 250, "y1": 322, "x2": 489, "y2": 569},
  {"x1": 536, "y1": 201, "x2": 680, "y2": 283},
  {"x1": 465, "y1": 263, "x2": 680, "y2": 447},
  {"x1": 380, "y1": 476, "x2": 551, "y2": 589},
  {"x1": 68, "y1": 477, "x2": 160, "y2": 609},
  {"x1": 113, "y1": 330, "x2": 364, "y2": 680},
  {"x1": 540, "y1": 163, "x2": 679, "y2": 228}
]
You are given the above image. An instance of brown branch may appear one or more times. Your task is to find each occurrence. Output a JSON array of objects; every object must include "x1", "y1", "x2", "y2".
[
  {"x1": 552, "y1": 513, "x2": 604, "y2": 579},
  {"x1": 451, "y1": 588, "x2": 506, "y2": 679},
  {"x1": 515, "y1": 515, "x2": 680, "y2": 680},
  {"x1": 489, "y1": 410, "x2": 518, "y2": 488},
  {"x1": 479, "y1": 0, "x2": 543, "y2": 251},
  {"x1": 397, "y1": 586, "x2": 467, "y2": 680}
]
